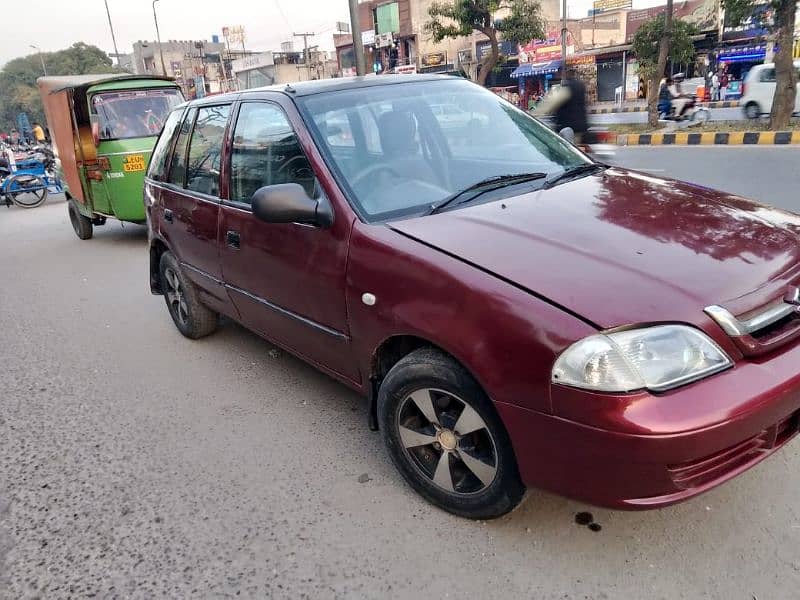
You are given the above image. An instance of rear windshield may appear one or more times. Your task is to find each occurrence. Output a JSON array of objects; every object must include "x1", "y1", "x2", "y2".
[{"x1": 92, "y1": 88, "x2": 185, "y2": 140}]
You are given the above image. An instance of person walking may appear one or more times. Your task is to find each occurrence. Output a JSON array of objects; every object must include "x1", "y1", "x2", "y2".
[
  {"x1": 711, "y1": 72, "x2": 720, "y2": 102},
  {"x1": 719, "y1": 70, "x2": 729, "y2": 101}
]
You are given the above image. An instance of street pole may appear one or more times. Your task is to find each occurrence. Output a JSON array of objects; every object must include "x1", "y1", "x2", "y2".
[
  {"x1": 29, "y1": 45, "x2": 47, "y2": 76},
  {"x1": 152, "y1": 0, "x2": 168, "y2": 76},
  {"x1": 293, "y1": 32, "x2": 315, "y2": 79},
  {"x1": 348, "y1": 0, "x2": 366, "y2": 76},
  {"x1": 561, "y1": 0, "x2": 568, "y2": 84},
  {"x1": 103, "y1": 0, "x2": 121, "y2": 66}
]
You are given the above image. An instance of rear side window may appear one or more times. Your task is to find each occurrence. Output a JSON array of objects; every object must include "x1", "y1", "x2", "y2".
[
  {"x1": 229, "y1": 103, "x2": 315, "y2": 205},
  {"x1": 186, "y1": 105, "x2": 231, "y2": 197},
  {"x1": 167, "y1": 107, "x2": 197, "y2": 187},
  {"x1": 147, "y1": 108, "x2": 184, "y2": 181},
  {"x1": 759, "y1": 68, "x2": 776, "y2": 83}
]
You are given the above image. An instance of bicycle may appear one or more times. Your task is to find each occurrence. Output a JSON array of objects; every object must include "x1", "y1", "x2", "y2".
[{"x1": 1, "y1": 145, "x2": 63, "y2": 209}]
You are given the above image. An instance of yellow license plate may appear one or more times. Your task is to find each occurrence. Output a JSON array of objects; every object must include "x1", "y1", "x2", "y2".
[{"x1": 122, "y1": 154, "x2": 146, "y2": 172}]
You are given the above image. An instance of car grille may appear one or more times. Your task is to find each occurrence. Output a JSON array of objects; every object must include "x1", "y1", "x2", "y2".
[{"x1": 667, "y1": 411, "x2": 800, "y2": 490}]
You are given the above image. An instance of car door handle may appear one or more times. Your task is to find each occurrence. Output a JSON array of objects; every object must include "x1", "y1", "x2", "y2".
[
  {"x1": 226, "y1": 230, "x2": 241, "y2": 249},
  {"x1": 164, "y1": 208, "x2": 173, "y2": 223}
]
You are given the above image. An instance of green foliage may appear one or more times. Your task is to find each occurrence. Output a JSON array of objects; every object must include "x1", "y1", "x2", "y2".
[
  {"x1": 631, "y1": 15, "x2": 697, "y2": 83},
  {"x1": 425, "y1": 0, "x2": 545, "y2": 47},
  {"x1": 722, "y1": 0, "x2": 791, "y2": 29},
  {"x1": 0, "y1": 43, "x2": 115, "y2": 131}
]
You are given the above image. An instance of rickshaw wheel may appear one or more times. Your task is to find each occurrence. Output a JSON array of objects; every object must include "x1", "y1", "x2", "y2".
[
  {"x1": 6, "y1": 174, "x2": 48, "y2": 208},
  {"x1": 159, "y1": 251, "x2": 218, "y2": 339},
  {"x1": 67, "y1": 199, "x2": 93, "y2": 240}
]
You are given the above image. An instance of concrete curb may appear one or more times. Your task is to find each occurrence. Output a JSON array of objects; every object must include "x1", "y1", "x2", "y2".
[
  {"x1": 618, "y1": 131, "x2": 800, "y2": 146},
  {"x1": 589, "y1": 101, "x2": 740, "y2": 115}
]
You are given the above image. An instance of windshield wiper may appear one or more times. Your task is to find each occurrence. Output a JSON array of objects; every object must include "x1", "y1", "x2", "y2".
[
  {"x1": 428, "y1": 172, "x2": 547, "y2": 215},
  {"x1": 543, "y1": 163, "x2": 607, "y2": 189}
]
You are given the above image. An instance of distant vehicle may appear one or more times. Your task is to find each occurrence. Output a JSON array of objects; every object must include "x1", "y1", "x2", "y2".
[
  {"x1": 38, "y1": 74, "x2": 184, "y2": 239},
  {"x1": 740, "y1": 61, "x2": 800, "y2": 119},
  {"x1": 147, "y1": 75, "x2": 800, "y2": 519}
]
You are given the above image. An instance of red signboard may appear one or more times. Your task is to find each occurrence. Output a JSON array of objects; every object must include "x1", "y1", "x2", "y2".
[{"x1": 518, "y1": 31, "x2": 576, "y2": 63}]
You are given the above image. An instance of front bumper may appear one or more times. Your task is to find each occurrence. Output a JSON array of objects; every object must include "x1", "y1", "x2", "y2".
[{"x1": 496, "y1": 343, "x2": 800, "y2": 509}]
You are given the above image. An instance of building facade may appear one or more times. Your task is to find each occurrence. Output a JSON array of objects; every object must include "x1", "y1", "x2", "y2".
[{"x1": 132, "y1": 40, "x2": 228, "y2": 98}]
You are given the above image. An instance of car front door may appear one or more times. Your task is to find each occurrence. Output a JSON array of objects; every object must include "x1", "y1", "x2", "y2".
[
  {"x1": 160, "y1": 104, "x2": 232, "y2": 315},
  {"x1": 218, "y1": 99, "x2": 357, "y2": 382}
]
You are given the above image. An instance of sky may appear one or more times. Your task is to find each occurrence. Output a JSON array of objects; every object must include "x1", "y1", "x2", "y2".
[
  {"x1": 4, "y1": 0, "x2": 661, "y2": 68},
  {"x1": 2, "y1": 0, "x2": 352, "y2": 67}
]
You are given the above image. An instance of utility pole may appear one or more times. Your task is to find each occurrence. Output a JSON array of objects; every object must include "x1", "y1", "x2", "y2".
[
  {"x1": 103, "y1": 0, "x2": 121, "y2": 66},
  {"x1": 348, "y1": 0, "x2": 366, "y2": 76},
  {"x1": 293, "y1": 32, "x2": 315, "y2": 79},
  {"x1": 29, "y1": 45, "x2": 47, "y2": 76},
  {"x1": 152, "y1": 0, "x2": 168, "y2": 76},
  {"x1": 561, "y1": 0, "x2": 568, "y2": 84}
]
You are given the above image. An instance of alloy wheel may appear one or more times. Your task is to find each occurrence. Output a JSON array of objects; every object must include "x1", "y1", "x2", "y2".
[
  {"x1": 164, "y1": 267, "x2": 189, "y2": 326},
  {"x1": 396, "y1": 388, "x2": 498, "y2": 495}
]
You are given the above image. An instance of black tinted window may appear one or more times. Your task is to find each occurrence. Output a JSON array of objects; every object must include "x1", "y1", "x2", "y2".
[
  {"x1": 186, "y1": 105, "x2": 231, "y2": 197},
  {"x1": 230, "y1": 103, "x2": 315, "y2": 205},
  {"x1": 760, "y1": 68, "x2": 776, "y2": 83},
  {"x1": 148, "y1": 108, "x2": 184, "y2": 181},
  {"x1": 167, "y1": 107, "x2": 196, "y2": 187}
]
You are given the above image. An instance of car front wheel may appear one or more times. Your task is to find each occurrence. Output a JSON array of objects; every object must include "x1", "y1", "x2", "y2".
[
  {"x1": 744, "y1": 102, "x2": 760, "y2": 119},
  {"x1": 378, "y1": 348, "x2": 525, "y2": 519}
]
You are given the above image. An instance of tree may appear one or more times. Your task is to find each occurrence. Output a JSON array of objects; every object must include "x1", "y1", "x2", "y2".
[
  {"x1": 425, "y1": 0, "x2": 546, "y2": 87},
  {"x1": 0, "y1": 43, "x2": 115, "y2": 131},
  {"x1": 723, "y1": 0, "x2": 797, "y2": 129},
  {"x1": 631, "y1": 10, "x2": 698, "y2": 126}
]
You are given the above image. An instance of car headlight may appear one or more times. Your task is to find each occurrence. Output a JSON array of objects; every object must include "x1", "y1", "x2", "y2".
[{"x1": 551, "y1": 325, "x2": 732, "y2": 393}]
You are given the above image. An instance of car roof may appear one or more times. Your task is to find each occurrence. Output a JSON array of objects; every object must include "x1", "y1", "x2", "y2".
[{"x1": 185, "y1": 74, "x2": 463, "y2": 106}]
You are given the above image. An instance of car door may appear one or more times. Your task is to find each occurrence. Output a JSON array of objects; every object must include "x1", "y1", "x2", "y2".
[
  {"x1": 160, "y1": 103, "x2": 232, "y2": 315},
  {"x1": 218, "y1": 99, "x2": 357, "y2": 382}
]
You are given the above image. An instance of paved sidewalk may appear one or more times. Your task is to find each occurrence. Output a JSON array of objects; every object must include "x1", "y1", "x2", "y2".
[{"x1": 591, "y1": 100, "x2": 740, "y2": 114}]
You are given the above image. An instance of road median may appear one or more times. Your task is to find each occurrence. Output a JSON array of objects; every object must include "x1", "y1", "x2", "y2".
[
  {"x1": 618, "y1": 130, "x2": 800, "y2": 146},
  {"x1": 590, "y1": 100, "x2": 739, "y2": 114}
]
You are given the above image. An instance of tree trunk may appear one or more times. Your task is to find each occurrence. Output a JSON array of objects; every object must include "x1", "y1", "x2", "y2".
[
  {"x1": 647, "y1": 0, "x2": 673, "y2": 127},
  {"x1": 769, "y1": 0, "x2": 797, "y2": 130},
  {"x1": 477, "y1": 29, "x2": 500, "y2": 87}
]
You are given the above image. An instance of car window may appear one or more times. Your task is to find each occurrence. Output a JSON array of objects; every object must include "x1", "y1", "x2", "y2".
[
  {"x1": 167, "y1": 107, "x2": 197, "y2": 187},
  {"x1": 147, "y1": 108, "x2": 184, "y2": 181},
  {"x1": 760, "y1": 68, "x2": 776, "y2": 83},
  {"x1": 229, "y1": 103, "x2": 316, "y2": 205},
  {"x1": 186, "y1": 105, "x2": 231, "y2": 197}
]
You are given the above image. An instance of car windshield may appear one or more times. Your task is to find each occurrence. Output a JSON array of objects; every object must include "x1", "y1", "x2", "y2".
[
  {"x1": 92, "y1": 88, "x2": 185, "y2": 140},
  {"x1": 299, "y1": 78, "x2": 589, "y2": 222}
]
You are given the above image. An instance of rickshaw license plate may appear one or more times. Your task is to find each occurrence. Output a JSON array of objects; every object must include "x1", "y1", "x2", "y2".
[{"x1": 122, "y1": 154, "x2": 146, "y2": 172}]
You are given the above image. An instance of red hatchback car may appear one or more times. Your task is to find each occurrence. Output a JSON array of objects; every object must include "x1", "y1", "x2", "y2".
[{"x1": 145, "y1": 75, "x2": 800, "y2": 519}]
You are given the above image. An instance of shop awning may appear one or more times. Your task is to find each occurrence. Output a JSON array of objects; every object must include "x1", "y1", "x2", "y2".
[{"x1": 510, "y1": 60, "x2": 562, "y2": 78}]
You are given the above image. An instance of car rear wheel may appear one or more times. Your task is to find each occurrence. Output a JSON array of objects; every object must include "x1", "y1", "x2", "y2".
[
  {"x1": 67, "y1": 199, "x2": 93, "y2": 240},
  {"x1": 744, "y1": 102, "x2": 760, "y2": 120},
  {"x1": 378, "y1": 347, "x2": 525, "y2": 519},
  {"x1": 159, "y1": 251, "x2": 218, "y2": 339}
]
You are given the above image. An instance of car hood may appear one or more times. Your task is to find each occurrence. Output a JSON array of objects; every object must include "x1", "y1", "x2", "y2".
[{"x1": 389, "y1": 168, "x2": 800, "y2": 329}]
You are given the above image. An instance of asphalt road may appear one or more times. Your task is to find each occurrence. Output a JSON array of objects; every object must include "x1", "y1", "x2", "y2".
[
  {"x1": 2, "y1": 149, "x2": 800, "y2": 600},
  {"x1": 591, "y1": 106, "x2": 744, "y2": 125}
]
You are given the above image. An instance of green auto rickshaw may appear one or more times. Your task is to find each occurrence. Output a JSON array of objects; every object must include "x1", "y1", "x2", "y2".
[{"x1": 38, "y1": 74, "x2": 184, "y2": 239}]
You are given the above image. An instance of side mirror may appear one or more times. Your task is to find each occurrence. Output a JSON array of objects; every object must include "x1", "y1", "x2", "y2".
[{"x1": 251, "y1": 183, "x2": 333, "y2": 228}]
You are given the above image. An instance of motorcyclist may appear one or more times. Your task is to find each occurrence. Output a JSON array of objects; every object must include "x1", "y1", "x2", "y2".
[
  {"x1": 669, "y1": 73, "x2": 691, "y2": 119},
  {"x1": 534, "y1": 67, "x2": 588, "y2": 142}
]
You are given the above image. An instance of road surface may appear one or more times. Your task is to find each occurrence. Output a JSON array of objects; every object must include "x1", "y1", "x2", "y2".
[{"x1": 1, "y1": 148, "x2": 799, "y2": 599}]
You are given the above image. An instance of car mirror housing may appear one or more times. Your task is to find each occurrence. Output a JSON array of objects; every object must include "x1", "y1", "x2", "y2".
[{"x1": 251, "y1": 183, "x2": 333, "y2": 228}]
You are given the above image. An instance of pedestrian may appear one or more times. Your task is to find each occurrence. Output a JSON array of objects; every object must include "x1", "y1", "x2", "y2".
[
  {"x1": 31, "y1": 122, "x2": 46, "y2": 144},
  {"x1": 711, "y1": 71, "x2": 720, "y2": 102},
  {"x1": 720, "y1": 70, "x2": 729, "y2": 101},
  {"x1": 533, "y1": 67, "x2": 588, "y2": 143},
  {"x1": 658, "y1": 77, "x2": 673, "y2": 117}
]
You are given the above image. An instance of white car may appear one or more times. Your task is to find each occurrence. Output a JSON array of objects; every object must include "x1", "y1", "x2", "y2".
[{"x1": 740, "y1": 61, "x2": 800, "y2": 119}]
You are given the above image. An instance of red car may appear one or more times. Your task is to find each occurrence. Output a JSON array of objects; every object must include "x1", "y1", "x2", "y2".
[{"x1": 145, "y1": 75, "x2": 800, "y2": 519}]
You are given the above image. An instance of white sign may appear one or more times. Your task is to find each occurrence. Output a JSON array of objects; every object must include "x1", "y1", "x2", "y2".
[
  {"x1": 376, "y1": 32, "x2": 393, "y2": 48},
  {"x1": 361, "y1": 29, "x2": 376, "y2": 45},
  {"x1": 394, "y1": 64, "x2": 417, "y2": 75},
  {"x1": 232, "y1": 52, "x2": 274, "y2": 73}
]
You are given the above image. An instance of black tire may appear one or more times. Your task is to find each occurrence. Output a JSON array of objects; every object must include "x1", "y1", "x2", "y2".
[
  {"x1": 158, "y1": 251, "x2": 218, "y2": 339},
  {"x1": 68, "y1": 199, "x2": 93, "y2": 240},
  {"x1": 7, "y1": 174, "x2": 48, "y2": 208},
  {"x1": 744, "y1": 102, "x2": 760, "y2": 120},
  {"x1": 378, "y1": 347, "x2": 525, "y2": 519}
]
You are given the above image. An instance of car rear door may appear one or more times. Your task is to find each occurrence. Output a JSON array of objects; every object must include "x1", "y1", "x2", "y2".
[
  {"x1": 159, "y1": 103, "x2": 233, "y2": 315},
  {"x1": 218, "y1": 98, "x2": 357, "y2": 382}
]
